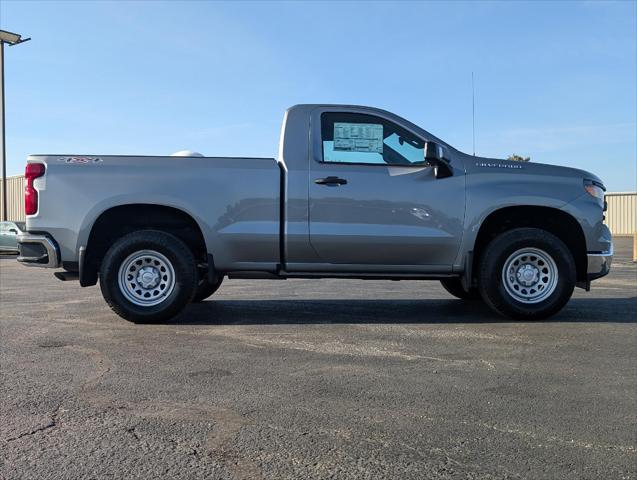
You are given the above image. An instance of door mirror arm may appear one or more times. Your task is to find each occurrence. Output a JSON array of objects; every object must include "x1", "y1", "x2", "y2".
[{"x1": 423, "y1": 141, "x2": 452, "y2": 179}]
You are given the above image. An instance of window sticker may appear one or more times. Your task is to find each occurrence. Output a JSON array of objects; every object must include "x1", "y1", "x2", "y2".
[{"x1": 333, "y1": 122, "x2": 383, "y2": 153}]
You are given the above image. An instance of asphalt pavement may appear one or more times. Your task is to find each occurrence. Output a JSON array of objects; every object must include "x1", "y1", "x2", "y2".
[{"x1": 1, "y1": 237, "x2": 636, "y2": 479}]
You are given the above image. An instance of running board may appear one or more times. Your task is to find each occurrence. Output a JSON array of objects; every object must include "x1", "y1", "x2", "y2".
[
  {"x1": 226, "y1": 271, "x2": 284, "y2": 280},
  {"x1": 225, "y1": 270, "x2": 458, "y2": 281}
]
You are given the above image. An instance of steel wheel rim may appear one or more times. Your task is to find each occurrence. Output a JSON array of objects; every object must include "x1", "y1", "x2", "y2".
[
  {"x1": 502, "y1": 247, "x2": 558, "y2": 304},
  {"x1": 118, "y1": 250, "x2": 176, "y2": 307}
]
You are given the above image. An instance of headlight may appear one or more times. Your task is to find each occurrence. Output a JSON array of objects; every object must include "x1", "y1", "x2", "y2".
[{"x1": 584, "y1": 179, "x2": 605, "y2": 205}]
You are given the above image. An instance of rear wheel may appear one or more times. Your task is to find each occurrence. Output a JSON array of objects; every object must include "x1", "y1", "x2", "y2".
[
  {"x1": 440, "y1": 278, "x2": 481, "y2": 300},
  {"x1": 478, "y1": 227, "x2": 575, "y2": 320},
  {"x1": 99, "y1": 230, "x2": 197, "y2": 323}
]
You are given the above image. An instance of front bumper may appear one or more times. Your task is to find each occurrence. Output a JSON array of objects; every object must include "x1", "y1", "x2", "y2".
[
  {"x1": 17, "y1": 233, "x2": 61, "y2": 268},
  {"x1": 587, "y1": 245, "x2": 613, "y2": 281}
]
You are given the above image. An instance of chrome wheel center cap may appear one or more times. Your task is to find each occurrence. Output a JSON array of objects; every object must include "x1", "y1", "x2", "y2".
[
  {"x1": 137, "y1": 267, "x2": 160, "y2": 289},
  {"x1": 517, "y1": 264, "x2": 539, "y2": 286}
]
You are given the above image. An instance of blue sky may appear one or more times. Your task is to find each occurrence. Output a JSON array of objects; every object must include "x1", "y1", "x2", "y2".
[{"x1": 2, "y1": 0, "x2": 636, "y2": 191}]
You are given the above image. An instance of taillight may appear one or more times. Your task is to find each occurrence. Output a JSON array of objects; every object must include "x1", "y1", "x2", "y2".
[{"x1": 25, "y1": 163, "x2": 45, "y2": 215}]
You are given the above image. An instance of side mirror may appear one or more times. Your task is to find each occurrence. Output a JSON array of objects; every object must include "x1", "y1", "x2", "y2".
[
  {"x1": 424, "y1": 141, "x2": 452, "y2": 179},
  {"x1": 9, "y1": 229, "x2": 18, "y2": 234}
]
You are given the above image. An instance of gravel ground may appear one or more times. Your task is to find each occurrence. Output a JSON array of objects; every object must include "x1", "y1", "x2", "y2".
[{"x1": 1, "y1": 237, "x2": 635, "y2": 479}]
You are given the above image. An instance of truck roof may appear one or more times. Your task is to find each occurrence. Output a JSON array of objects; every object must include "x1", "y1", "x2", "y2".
[{"x1": 287, "y1": 104, "x2": 451, "y2": 150}]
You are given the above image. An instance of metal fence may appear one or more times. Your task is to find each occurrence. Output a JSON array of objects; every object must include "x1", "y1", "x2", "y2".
[
  {"x1": 0, "y1": 175, "x2": 25, "y2": 222},
  {"x1": 1, "y1": 174, "x2": 636, "y2": 235},
  {"x1": 605, "y1": 193, "x2": 637, "y2": 236}
]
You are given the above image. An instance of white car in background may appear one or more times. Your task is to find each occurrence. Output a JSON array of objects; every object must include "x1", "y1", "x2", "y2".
[{"x1": 0, "y1": 221, "x2": 25, "y2": 253}]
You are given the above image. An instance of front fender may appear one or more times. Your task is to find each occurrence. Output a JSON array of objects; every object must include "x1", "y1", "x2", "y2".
[{"x1": 454, "y1": 171, "x2": 585, "y2": 270}]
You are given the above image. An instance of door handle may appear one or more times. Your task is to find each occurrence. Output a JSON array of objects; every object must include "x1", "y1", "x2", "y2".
[{"x1": 315, "y1": 176, "x2": 348, "y2": 186}]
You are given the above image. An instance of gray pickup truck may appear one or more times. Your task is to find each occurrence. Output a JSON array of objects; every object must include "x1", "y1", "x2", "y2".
[{"x1": 17, "y1": 104, "x2": 612, "y2": 322}]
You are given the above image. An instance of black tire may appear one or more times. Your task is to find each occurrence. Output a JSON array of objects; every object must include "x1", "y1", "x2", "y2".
[
  {"x1": 99, "y1": 230, "x2": 198, "y2": 323},
  {"x1": 192, "y1": 276, "x2": 223, "y2": 303},
  {"x1": 440, "y1": 278, "x2": 481, "y2": 300},
  {"x1": 478, "y1": 227, "x2": 575, "y2": 320}
]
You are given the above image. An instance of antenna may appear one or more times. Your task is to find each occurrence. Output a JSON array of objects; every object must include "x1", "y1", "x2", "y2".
[{"x1": 472, "y1": 71, "x2": 476, "y2": 156}]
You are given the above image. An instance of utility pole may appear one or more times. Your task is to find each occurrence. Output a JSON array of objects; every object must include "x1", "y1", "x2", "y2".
[
  {"x1": 472, "y1": 71, "x2": 476, "y2": 156},
  {"x1": 0, "y1": 30, "x2": 31, "y2": 221}
]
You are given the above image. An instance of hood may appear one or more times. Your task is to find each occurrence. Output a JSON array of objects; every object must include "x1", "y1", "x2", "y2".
[{"x1": 464, "y1": 155, "x2": 604, "y2": 187}]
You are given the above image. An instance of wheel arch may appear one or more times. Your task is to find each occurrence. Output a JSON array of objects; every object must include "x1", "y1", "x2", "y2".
[
  {"x1": 469, "y1": 206, "x2": 587, "y2": 286},
  {"x1": 81, "y1": 203, "x2": 208, "y2": 286}
]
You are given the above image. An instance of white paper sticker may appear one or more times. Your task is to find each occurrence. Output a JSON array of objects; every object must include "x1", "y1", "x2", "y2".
[{"x1": 333, "y1": 122, "x2": 383, "y2": 153}]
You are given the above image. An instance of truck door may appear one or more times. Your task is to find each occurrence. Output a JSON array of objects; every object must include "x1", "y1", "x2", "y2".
[{"x1": 307, "y1": 110, "x2": 465, "y2": 268}]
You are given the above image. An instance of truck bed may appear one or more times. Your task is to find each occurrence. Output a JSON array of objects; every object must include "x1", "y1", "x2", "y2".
[{"x1": 26, "y1": 154, "x2": 282, "y2": 271}]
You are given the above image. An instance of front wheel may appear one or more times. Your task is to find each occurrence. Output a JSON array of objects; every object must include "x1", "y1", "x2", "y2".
[
  {"x1": 478, "y1": 228, "x2": 575, "y2": 320},
  {"x1": 99, "y1": 230, "x2": 198, "y2": 323}
]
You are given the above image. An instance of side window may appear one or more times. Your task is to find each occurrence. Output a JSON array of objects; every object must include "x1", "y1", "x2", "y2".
[
  {"x1": 321, "y1": 112, "x2": 425, "y2": 166},
  {"x1": 0, "y1": 222, "x2": 8, "y2": 233}
]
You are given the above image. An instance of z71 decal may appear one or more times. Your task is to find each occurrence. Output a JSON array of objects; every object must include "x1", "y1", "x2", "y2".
[{"x1": 57, "y1": 156, "x2": 103, "y2": 164}]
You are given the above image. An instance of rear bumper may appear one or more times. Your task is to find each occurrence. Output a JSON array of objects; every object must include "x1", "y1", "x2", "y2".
[
  {"x1": 17, "y1": 233, "x2": 60, "y2": 268},
  {"x1": 587, "y1": 245, "x2": 613, "y2": 281}
]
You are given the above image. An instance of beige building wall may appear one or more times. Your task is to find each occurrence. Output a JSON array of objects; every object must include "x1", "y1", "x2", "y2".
[
  {"x1": 0, "y1": 175, "x2": 25, "y2": 222},
  {"x1": 2, "y1": 174, "x2": 636, "y2": 235},
  {"x1": 605, "y1": 193, "x2": 637, "y2": 236}
]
